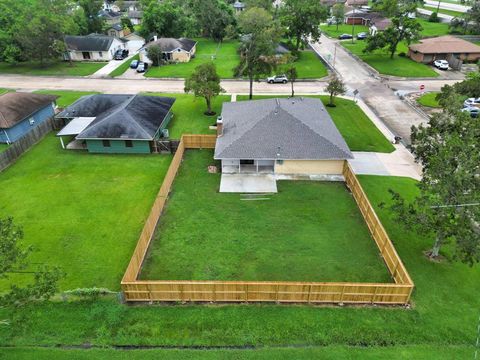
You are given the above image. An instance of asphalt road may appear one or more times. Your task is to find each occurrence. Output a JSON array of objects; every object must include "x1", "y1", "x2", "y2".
[{"x1": 424, "y1": 0, "x2": 470, "y2": 13}]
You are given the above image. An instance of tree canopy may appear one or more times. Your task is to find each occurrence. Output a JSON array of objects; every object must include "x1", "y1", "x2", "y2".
[
  {"x1": 190, "y1": 0, "x2": 236, "y2": 42},
  {"x1": 140, "y1": 0, "x2": 190, "y2": 38}
]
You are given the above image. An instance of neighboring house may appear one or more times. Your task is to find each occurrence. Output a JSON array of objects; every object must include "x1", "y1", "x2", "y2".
[
  {"x1": 99, "y1": 9, "x2": 122, "y2": 25},
  {"x1": 233, "y1": 1, "x2": 245, "y2": 13},
  {"x1": 124, "y1": 32, "x2": 145, "y2": 52},
  {"x1": 408, "y1": 35, "x2": 480, "y2": 63},
  {"x1": 0, "y1": 92, "x2": 57, "y2": 144},
  {"x1": 346, "y1": 0, "x2": 369, "y2": 5},
  {"x1": 345, "y1": 10, "x2": 387, "y2": 26},
  {"x1": 56, "y1": 94, "x2": 175, "y2": 154},
  {"x1": 214, "y1": 98, "x2": 353, "y2": 176},
  {"x1": 369, "y1": 18, "x2": 392, "y2": 35},
  {"x1": 128, "y1": 10, "x2": 143, "y2": 25},
  {"x1": 64, "y1": 34, "x2": 126, "y2": 61},
  {"x1": 106, "y1": 23, "x2": 125, "y2": 38},
  {"x1": 140, "y1": 38, "x2": 197, "y2": 64}
]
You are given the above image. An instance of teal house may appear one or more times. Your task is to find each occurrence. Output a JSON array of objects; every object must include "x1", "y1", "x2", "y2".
[{"x1": 56, "y1": 94, "x2": 175, "y2": 153}]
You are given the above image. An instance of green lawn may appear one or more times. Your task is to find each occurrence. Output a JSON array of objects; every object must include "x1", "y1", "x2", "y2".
[
  {"x1": 1, "y1": 345, "x2": 475, "y2": 359},
  {"x1": 417, "y1": 92, "x2": 441, "y2": 108},
  {"x1": 109, "y1": 54, "x2": 140, "y2": 77},
  {"x1": 145, "y1": 39, "x2": 240, "y2": 78},
  {"x1": 342, "y1": 41, "x2": 439, "y2": 77},
  {"x1": 0, "y1": 87, "x2": 12, "y2": 95},
  {"x1": 0, "y1": 135, "x2": 172, "y2": 291},
  {"x1": 417, "y1": 18, "x2": 451, "y2": 38},
  {"x1": 0, "y1": 143, "x2": 8, "y2": 153},
  {"x1": 34, "y1": 90, "x2": 99, "y2": 108},
  {"x1": 320, "y1": 24, "x2": 369, "y2": 38},
  {"x1": 0, "y1": 61, "x2": 106, "y2": 76},
  {"x1": 288, "y1": 50, "x2": 328, "y2": 78},
  {"x1": 145, "y1": 93, "x2": 231, "y2": 139},
  {"x1": 237, "y1": 95, "x2": 395, "y2": 153},
  {"x1": 140, "y1": 150, "x2": 389, "y2": 282},
  {"x1": 421, "y1": 5, "x2": 464, "y2": 17},
  {"x1": 0, "y1": 175, "x2": 478, "y2": 353}
]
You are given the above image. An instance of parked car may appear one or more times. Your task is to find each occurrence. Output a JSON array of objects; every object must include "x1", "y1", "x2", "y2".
[
  {"x1": 267, "y1": 74, "x2": 288, "y2": 84},
  {"x1": 114, "y1": 49, "x2": 129, "y2": 60},
  {"x1": 461, "y1": 106, "x2": 479, "y2": 118},
  {"x1": 130, "y1": 59, "x2": 139, "y2": 69},
  {"x1": 433, "y1": 59, "x2": 449, "y2": 70},
  {"x1": 136, "y1": 62, "x2": 148, "y2": 73},
  {"x1": 357, "y1": 32, "x2": 368, "y2": 40},
  {"x1": 464, "y1": 97, "x2": 480, "y2": 108},
  {"x1": 338, "y1": 34, "x2": 353, "y2": 40}
]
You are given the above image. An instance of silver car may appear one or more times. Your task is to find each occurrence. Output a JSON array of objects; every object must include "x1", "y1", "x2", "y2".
[{"x1": 267, "y1": 74, "x2": 288, "y2": 84}]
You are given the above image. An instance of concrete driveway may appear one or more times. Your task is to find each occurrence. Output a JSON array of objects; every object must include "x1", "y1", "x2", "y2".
[
  {"x1": 219, "y1": 174, "x2": 277, "y2": 193},
  {"x1": 90, "y1": 53, "x2": 137, "y2": 78}
]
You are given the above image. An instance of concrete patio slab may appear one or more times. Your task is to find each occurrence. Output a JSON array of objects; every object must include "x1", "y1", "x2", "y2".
[{"x1": 220, "y1": 174, "x2": 277, "y2": 193}]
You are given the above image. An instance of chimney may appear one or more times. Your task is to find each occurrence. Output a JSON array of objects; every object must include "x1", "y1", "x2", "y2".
[{"x1": 216, "y1": 116, "x2": 223, "y2": 137}]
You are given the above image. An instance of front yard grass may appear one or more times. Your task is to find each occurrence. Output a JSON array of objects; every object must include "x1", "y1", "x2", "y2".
[
  {"x1": 416, "y1": 18, "x2": 450, "y2": 38},
  {"x1": 237, "y1": 95, "x2": 395, "y2": 153},
  {"x1": 417, "y1": 92, "x2": 441, "y2": 107},
  {"x1": 140, "y1": 150, "x2": 390, "y2": 282},
  {"x1": 109, "y1": 54, "x2": 140, "y2": 77},
  {"x1": 292, "y1": 50, "x2": 328, "y2": 78},
  {"x1": 34, "y1": 90, "x2": 99, "y2": 108},
  {"x1": 0, "y1": 61, "x2": 106, "y2": 76},
  {"x1": 320, "y1": 24, "x2": 369, "y2": 39},
  {"x1": 341, "y1": 41, "x2": 439, "y2": 77},
  {"x1": 0, "y1": 135, "x2": 172, "y2": 290}
]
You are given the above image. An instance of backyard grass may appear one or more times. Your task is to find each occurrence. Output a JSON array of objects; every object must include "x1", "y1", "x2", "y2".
[
  {"x1": 109, "y1": 54, "x2": 140, "y2": 77},
  {"x1": 320, "y1": 24, "x2": 369, "y2": 39},
  {"x1": 145, "y1": 92, "x2": 231, "y2": 138},
  {"x1": 0, "y1": 175, "x2": 478, "y2": 353},
  {"x1": 0, "y1": 135, "x2": 172, "y2": 290},
  {"x1": 34, "y1": 90, "x2": 99, "y2": 107},
  {"x1": 140, "y1": 150, "x2": 390, "y2": 282},
  {"x1": 0, "y1": 143, "x2": 8, "y2": 153},
  {"x1": 341, "y1": 41, "x2": 439, "y2": 77},
  {"x1": 145, "y1": 38, "x2": 239, "y2": 78},
  {"x1": 237, "y1": 95, "x2": 395, "y2": 153},
  {"x1": 0, "y1": 61, "x2": 106, "y2": 76},
  {"x1": 417, "y1": 92, "x2": 441, "y2": 107},
  {"x1": 417, "y1": 18, "x2": 451, "y2": 37}
]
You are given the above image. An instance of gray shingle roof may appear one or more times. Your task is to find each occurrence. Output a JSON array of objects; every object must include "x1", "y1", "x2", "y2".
[
  {"x1": 58, "y1": 94, "x2": 175, "y2": 140},
  {"x1": 214, "y1": 98, "x2": 353, "y2": 160},
  {"x1": 145, "y1": 38, "x2": 197, "y2": 52},
  {"x1": 65, "y1": 34, "x2": 117, "y2": 52},
  {"x1": 0, "y1": 92, "x2": 57, "y2": 129}
]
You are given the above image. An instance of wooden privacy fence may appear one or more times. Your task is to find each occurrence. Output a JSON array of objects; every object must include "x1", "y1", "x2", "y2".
[{"x1": 122, "y1": 135, "x2": 414, "y2": 305}]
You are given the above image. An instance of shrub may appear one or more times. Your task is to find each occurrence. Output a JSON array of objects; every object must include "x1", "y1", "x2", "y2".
[
  {"x1": 429, "y1": 12, "x2": 440, "y2": 23},
  {"x1": 63, "y1": 287, "x2": 116, "y2": 300},
  {"x1": 398, "y1": 52, "x2": 406, "y2": 57}
]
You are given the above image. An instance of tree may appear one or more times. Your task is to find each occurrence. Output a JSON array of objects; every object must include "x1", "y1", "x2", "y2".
[
  {"x1": 285, "y1": 66, "x2": 297, "y2": 97},
  {"x1": 146, "y1": 45, "x2": 163, "y2": 66},
  {"x1": 184, "y1": 63, "x2": 225, "y2": 115},
  {"x1": 78, "y1": 0, "x2": 105, "y2": 34},
  {"x1": 140, "y1": 0, "x2": 189, "y2": 38},
  {"x1": 191, "y1": 0, "x2": 235, "y2": 42},
  {"x1": 390, "y1": 90, "x2": 480, "y2": 264},
  {"x1": 438, "y1": 71, "x2": 480, "y2": 100},
  {"x1": 121, "y1": 17, "x2": 135, "y2": 33},
  {"x1": 235, "y1": 7, "x2": 282, "y2": 99},
  {"x1": 324, "y1": 75, "x2": 346, "y2": 106},
  {"x1": 280, "y1": 0, "x2": 328, "y2": 51},
  {"x1": 331, "y1": 3, "x2": 345, "y2": 31},
  {"x1": 0, "y1": 217, "x2": 63, "y2": 326},
  {"x1": 244, "y1": 0, "x2": 273, "y2": 11},
  {"x1": 364, "y1": 16, "x2": 422, "y2": 59}
]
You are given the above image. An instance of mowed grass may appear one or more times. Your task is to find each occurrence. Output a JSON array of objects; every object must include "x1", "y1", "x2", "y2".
[
  {"x1": 145, "y1": 39, "x2": 239, "y2": 78},
  {"x1": 145, "y1": 92, "x2": 231, "y2": 138},
  {"x1": 0, "y1": 135, "x2": 172, "y2": 290},
  {"x1": 292, "y1": 50, "x2": 328, "y2": 78},
  {"x1": 417, "y1": 92, "x2": 441, "y2": 107},
  {"x1": 0, "y1": 61, "x2": 106, "y2": 76},
  {"x1": 140, "y1": 150, "x2": 389, "y2": 282},
  {"x1": 0, "y1": 176, "x2": 478, "y2": 350},
  {"x1": 0, "y1": 143, "x2": 8, "y2": 153},
  {"x1": 34, "y1": 90, "x2": 99, "y2": 108},
  {"x1": 421, "y1": 5, "x2": 464, "y2": 17},
  {"x1": 237, "y1": 95, "x2": 395, "y2": 153},
  {"x1": 416, "y1": 18, "x2": 450, "y2": 37},
  {"x1": 342, "y1": 41, "x2": 439, "y2": 77},
  {"x1": 109, "y1": 54, "x2": 140, "y2": 77},
  {"x1": 320, "y1": 24, "x2": 369, "y2": 38}
]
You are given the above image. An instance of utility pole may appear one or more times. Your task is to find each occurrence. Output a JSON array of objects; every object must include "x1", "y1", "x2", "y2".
[{"x1": 436, "y1": 0, "x2": 441, "y2": 13}]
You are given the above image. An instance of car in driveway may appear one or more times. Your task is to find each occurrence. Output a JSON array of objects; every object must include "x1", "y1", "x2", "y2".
[
  {"x1": 339, "y1": 34, "x2": 353, "y2": 40},
  {"x1": 114, "y1": 49, "x2": 129, "y2": 60},
  {"x1": 462, "y1": 106, "x2": 479, "y2": 118},
  {"x1": 433, "y1": 59, "x2": 449, "y2": 70},
  {"x1": 136, "y1": 62, "x2": 148, "y2": 73},
  {"x1": 130, "y1": 59, "x2": 139, "y2": 69},
  {"x1": 357, "y1": 32, "x2": 367, "y2": 40},
  {"x1": 464, "y1": 97, "x2": 480, "y2": 108},
  {"x1": 267, "y1": 74, "x2": 288, "y2": 84}
]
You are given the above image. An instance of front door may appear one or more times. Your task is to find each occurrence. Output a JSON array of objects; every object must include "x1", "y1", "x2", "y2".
[{"x1": 82, "y1": 52, "x2": 91, "y2": 60}]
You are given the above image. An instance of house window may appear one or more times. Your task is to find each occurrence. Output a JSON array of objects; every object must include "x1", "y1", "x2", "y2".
[
  {"x1": 82, "y1": 52, "x2": 91, "y2": 60},
  {"x1": 98, "y1": 52, "x2": 103, "y2": 58},
  {"x1": 240, "y1": 159, "x2": 254, "y2": 165},
  {"x1": 102, "y1": 140, "x2": 111, "y2": 147},
  {"x1": 125, "y1": 140, "x2": 133, "y2": 148},
  {"x1": 28, "y1": 117, "x2": 35, "y2": 126}
]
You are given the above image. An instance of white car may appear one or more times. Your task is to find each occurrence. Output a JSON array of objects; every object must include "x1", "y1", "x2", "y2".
[
  {"x1": 433, "y1": 60, "x2": 449, "y2": 70},
  {"x1": 461, "y1": 106, "x2": 479, "y2": 118},
  {"x1": 267, "y1": 75, "x2": 288, "y2": 84},
  {"x1": 464, "y1": 97, "x2": 480, "y2": 108}
]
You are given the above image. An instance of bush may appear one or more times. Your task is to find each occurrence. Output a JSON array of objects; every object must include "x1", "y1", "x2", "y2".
[
  {"x1": 429, "y1": 12, "x2": 440, "y2": 23},
  {"x1": 398, "y1": 52, "x2": 406, "y2": 57}
]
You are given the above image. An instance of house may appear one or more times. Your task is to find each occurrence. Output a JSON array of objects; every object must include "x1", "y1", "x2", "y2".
[
  {"x1": 214, "y1": 98, "x2": 353, "y2": 176},
  {"x1": 345, "y1": 10, "x2": 387, "y2": 26},
  {"x1": 233, "y1": 1, "x2": 245, "y2": 14},
  {"x1": 64, "y1": 34, "x2": 127, "y2": 61},
  {"x1": 0, "y1": 92, "x2": 57, "y2": 144},
  {"x1": 106, "y1": 23, "x2": 125, "y2": 38},
  {"x1": 140, "y1": 38, "x2": 197, "y2": 64},
  {"x1": 369, "y1": 18, "x2": 392, "y2": 35},
  {"x1": 408, "y1": 35, "x2": 480, "y2": 64},
  {"x1": 128, "y1": 10, "x2": 143, "y2": 25},
  {"x1": 98, "y1": 9, "x2": 122, "y2": 25},
  {"x1": 56, "y1": 94, "x2": 175, "y2": 153}
]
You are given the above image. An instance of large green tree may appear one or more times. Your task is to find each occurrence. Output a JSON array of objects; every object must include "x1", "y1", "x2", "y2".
[
  {"x1": 0, "y1": 217, "x2": 63, "y2": 326},
  {"x1": 235, "y1": 7, "x2": 282, "y2": 99},
  {"x1": 364, "y1": 16, "x2": 422, "y2": 59},
  {"x1": 184, "y1": 62, "x2": 225, "y2": 115},
  {"x1": 391, "y1": 90, "x2": 480, "y2": 264},
  {"x1": 331, "y1": 3, "x2": 345, "y2": 31},
  {"x1": 280, "y1": 0, "x2": 328, "y2": 51},
  {"x1": 140, "y1": 0, "x2": 189, "y2": 38},
  {"x1": 78, "y1": 0, "x2": 105, "y2": 34},
  {"x1": 191, "y1": 0, "x2": 236, "y2": 42}
]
